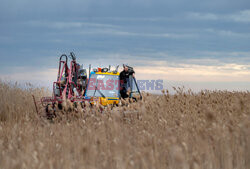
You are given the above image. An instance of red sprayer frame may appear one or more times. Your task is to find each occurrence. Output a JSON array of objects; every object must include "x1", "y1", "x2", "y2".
[{"x1": 39, "y1": 53, "x2": 89, "y2": 107}]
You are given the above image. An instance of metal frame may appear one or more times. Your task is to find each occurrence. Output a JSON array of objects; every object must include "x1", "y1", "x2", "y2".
[{"x1": 40, "y1": 53, "x2": 87, "y2": 107}]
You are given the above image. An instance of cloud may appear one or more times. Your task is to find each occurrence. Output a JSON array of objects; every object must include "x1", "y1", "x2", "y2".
[
  {"x1": 204, "y1": 29, "x2": 250, "y2": 38},
  {"x1": 136, "y1": 63, "x2": 250, "y2": 82},
  {"x1": 228, "y1": 10, "x2": 250, "y2": 22},
  {"x1": 1, "y1": 55, "x2": 250, "y2": 92},
  {"x1": 187, "y1": 13, "x2": 218, "y2": 20},
  {"x1": 1, "y1": 0, "x2": 250, "y2": 92},
  {"x1": 28, "y1": 21, "x2": 119, "y2": 29},
  {"x1": 87, "y1": 17, "x2": 173, "y2": 22},
  {"x1": 0, "y1": 67, "x2": 58, "y2": 87},
  {"x1": 74, "y1": 51, "x2": 250, "y2": 69},
  {"x1": 187, "y1": 10, "x2": 250, "y2": 23},
  {"x1": 82, "y1": 52, "x2": 250, "y2": 82},
  {"x1": 76, "y1": 28, "x2": 197, "y2": 39},
  {"x1": 26, "y1": 20, "x2": 197, "y2": 39}
]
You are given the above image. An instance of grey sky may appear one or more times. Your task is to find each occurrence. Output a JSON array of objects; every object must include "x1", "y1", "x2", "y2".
[{"x1": 0, "y1": 0, "x2": 250, "y2": 91}]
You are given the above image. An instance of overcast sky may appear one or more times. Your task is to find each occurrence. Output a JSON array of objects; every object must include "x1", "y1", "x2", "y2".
[{"x1": 0, "y1": 0, "x2": 250, "y2": 92}]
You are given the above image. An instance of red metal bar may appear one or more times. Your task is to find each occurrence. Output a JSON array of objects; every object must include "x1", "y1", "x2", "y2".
[{"x1": 32, "y1": 95, "x2": 39, "y2": 114}]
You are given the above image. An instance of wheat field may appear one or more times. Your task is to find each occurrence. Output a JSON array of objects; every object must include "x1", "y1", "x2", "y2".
[{"x1": 0, "y1": 81, "x2": 249, "y2": 169}]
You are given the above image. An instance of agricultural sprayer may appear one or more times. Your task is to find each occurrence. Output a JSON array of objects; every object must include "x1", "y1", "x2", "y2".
[{"x1": 33, "y1": 52, "x2": 142, "y2": 118}]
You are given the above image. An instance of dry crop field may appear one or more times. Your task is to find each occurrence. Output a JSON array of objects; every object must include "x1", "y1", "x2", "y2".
[{"x1": 0, "y1": 81, "x2": 249, "y2": 169}]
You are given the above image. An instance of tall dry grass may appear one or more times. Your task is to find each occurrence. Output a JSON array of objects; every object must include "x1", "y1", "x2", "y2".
[{"x1": 0, "y1": 81, "x2": 249, "y2": 169}]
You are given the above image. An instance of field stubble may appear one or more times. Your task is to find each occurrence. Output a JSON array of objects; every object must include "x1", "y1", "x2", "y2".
[{"x1": 0, "y1": 82, "x2": 249, "y2": 169}]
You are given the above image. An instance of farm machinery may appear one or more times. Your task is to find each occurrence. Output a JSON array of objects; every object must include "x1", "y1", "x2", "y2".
[{"x1": 33, "y1": 52, "x2": 142, "y2": 116}]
